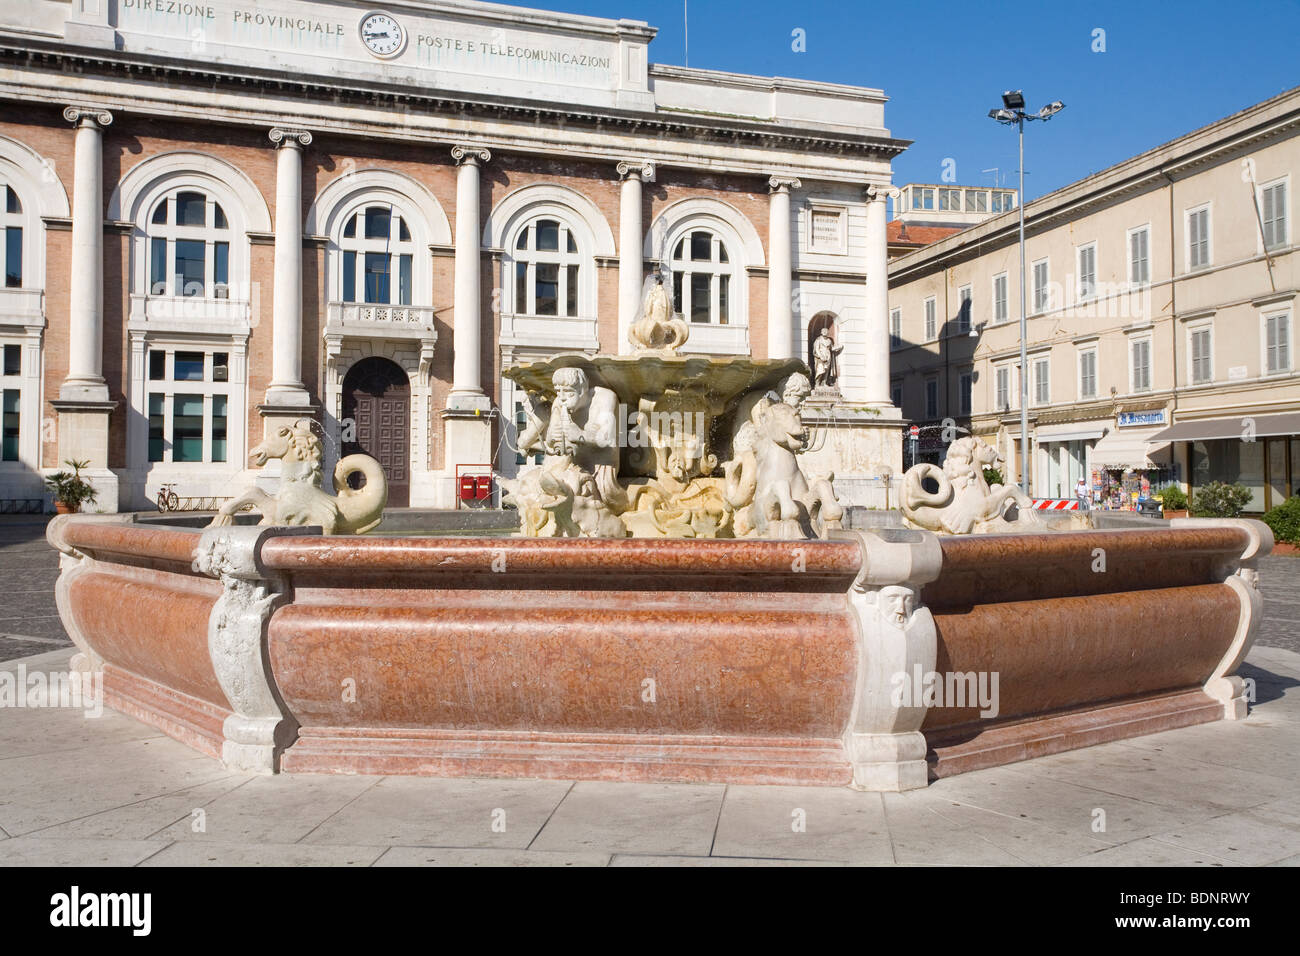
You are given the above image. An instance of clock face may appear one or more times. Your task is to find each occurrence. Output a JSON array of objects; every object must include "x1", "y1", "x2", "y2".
[{"x1": 359, "y1": 12, "x2": 406, "y2": 59}]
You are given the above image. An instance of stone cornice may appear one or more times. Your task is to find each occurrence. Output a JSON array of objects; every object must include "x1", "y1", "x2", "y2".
[{"x1": 0, "y1": 39, "x2": 909, "y2": 171}]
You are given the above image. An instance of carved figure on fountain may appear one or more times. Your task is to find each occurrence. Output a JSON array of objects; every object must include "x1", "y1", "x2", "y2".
[{"x1": 899, "y1": 436, "x2": 1042, "y2": 534}]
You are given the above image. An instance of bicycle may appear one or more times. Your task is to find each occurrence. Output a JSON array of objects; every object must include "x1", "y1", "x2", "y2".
[{"x1": 156, "y1": 483, "x2": 180, "y2": 513}]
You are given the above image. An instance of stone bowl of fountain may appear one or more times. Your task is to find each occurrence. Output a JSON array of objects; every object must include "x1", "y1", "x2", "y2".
[{"x1": 46, "y1": 297, "x2": 1272, "y2": 790}]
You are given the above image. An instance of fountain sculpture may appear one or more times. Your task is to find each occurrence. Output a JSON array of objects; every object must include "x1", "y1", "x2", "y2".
[{"x1": 499, "y1": 273, "x2": 843, "y2": 539}]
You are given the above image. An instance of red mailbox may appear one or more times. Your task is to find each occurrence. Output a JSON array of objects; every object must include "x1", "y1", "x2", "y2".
[
  {"x1": 475, "y1": 475, "x2": 493, "y2": 500},
  {"x1": 459, "y1": 475, "x2": 477, "y2": 500}
]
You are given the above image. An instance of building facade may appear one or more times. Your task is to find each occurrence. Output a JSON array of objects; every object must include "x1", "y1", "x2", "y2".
[
  {"x1": 0, "y1": 0, "x2": 906, "y2": 512},
  {"x1": 888, "y1": 87, "x2": 1298, "y2": 512}
]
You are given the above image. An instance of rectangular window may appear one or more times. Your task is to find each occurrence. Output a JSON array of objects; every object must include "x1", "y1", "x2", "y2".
[
  {"x1": 959, "y1": 371, "x2": 972, "y2": 415},
  {"x1": 364, "y1": 252, "x2": 390, "y2": 304},
  {"x1": 957, "y1": 286, "x2": 972, "y2": 334},
  {"x1": 939, "y1": 188, "x2": 962, "y2": 211},
  {"x1": 398, "y1": 254, "x2": 412, "y2": 306},
  {"x1": 343, "y1": 251, "x2": 356, "y2": 302},
  {"x1": 1077, "y1": 244, "x2": 1096, "y2": 300},
  {"x1": 1188, "y1": 206, "x2": 1210, "y2": 270},
  {"x1": 147, "y1": 393, "x2": 165, "y2": 463},
  {"x1": 515, "y1": 262, "x2": 527, "y2": 314},
  {"x1": 966, "y1": 190, "x2": 988, "y2": 213},
  {"x1": 172, "y1": 394, "x2": 205, "y2": 462},
  {"x1": 924, "y1": 377, "x2": 939, "y2": 419},
  {"x1": 214, "y1": 242, "x2": 229, "y2": 299},
  {"x1": 1190, "y1": 327, "x2": 1212, "y2": 384},
  {"x1": 995, "y1": 366, "x2": 1011, "y2": 411},
  {"x1": 174, "y1": 239, "x2": 205, "y2": 297},
  {"x1": 992, "y1": 192, "x2": 1011, "y2": 213},
  {"x1": 889, "y1": 308, "x2": 901, "y2": 348},
  {"x1": 671, "y1": 271, "x2": 683, "y2": 314},
  {"x1": 993, "y1": 273, "x2": 1008, "y2": 324},
  {"x1": 565, "y1": 264, "x2": 579, "y2": 317},
  {"x1": 537, "y1": 220, "x2": 560, "y2": 252},
  {"x1": 690, "y1": 273, "x2": 710, "y2": 324},
  {"x1": 148, "y1": 349, "x2": 166, "y2": 381},
  {"x1": 174, "y1": 352, "x2": 205, "y2": 382},
  {"x1": 1129, "y1": 226, "x2": 1150, "y2": 286},
  {"x1": 1, "y1": 389, "x2": 18, "y2": 461},
  {"x1": 213, "y1": 352, "x2": 228, "y2": 383},
  {"x1": 1262, "y1": 180, "x2": 1288, "y2": 250},
  {"x1": 1079, "y1": 349, "x2": 1097, "y2": 399},
  {"x1": 176, "y1": 192, "x2": 206, "y2": 227},
  {"x1": 150, "y1": 237, "x2": 167, "y2": 294},
  {"x1": 718, "y1": 274, "x2": 729, "y2": 325},
  {"x1": 4, "y1": 226, "x2": 20, "y2": 287},
  {"x1": 2, "y1": 344, "x2": 19, "y2": 376},
  {"x1": 364, "y1": 207, "x2": 390, "y2": 240},
  {"x1": 535, "y1": 263, "x2": 559, "y2": 316},
  {"x1": 1266, "y1": 312, "x2": 1291, "y2": 374},
  {"x1": 1032, "y1": 259, "x2": 1050, "y2": 313},
  {"x1": 924, "y1": 297, "x2": 936, "y2": 339},
  {"x1": 1033, "y1": 357, "x2": 1050, "y2": 406},
  {"x1": 913, "y1": 188, "x2": 934, "y2": 211},
  {"x1": 211, "y1": 394, "x2": 227, "y2": 463},
  {"x1": 891, "y1": 382, "x2": 902, "y2": 408},
  {"x1": 1131, "y1": 338, "x2": 1152, "y2": 392}
]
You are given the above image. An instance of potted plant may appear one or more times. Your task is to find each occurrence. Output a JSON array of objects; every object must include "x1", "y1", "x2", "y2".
[
  {"x1": 45, "y1": 459, "x2": 98, "y2": 514},
  {"x1": 1156, "y1": 483, "x2": 1188, "y2": 519}
]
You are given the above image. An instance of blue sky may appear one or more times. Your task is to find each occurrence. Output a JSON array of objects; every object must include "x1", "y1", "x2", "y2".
[{"x1": 543, "y1": 0, "x2": 1300, "y2": 200}]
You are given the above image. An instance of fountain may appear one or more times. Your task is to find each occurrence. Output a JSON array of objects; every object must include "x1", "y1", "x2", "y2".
[{"x1": 44, "y1": 272, "x2": 1273, "y2": 791}]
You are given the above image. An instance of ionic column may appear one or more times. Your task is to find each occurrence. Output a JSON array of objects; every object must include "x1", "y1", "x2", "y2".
[
  {"x1": 863, "y1": 184, "x2": 892, "y2": 406},
  {"x1": 449, "y1": 145, "x2": 491, "y2": 405},
  {"x1": 265, "y1": 127, "x2": 312, "y2": 406},
  {"x1": 616, "y1": 161, "x2": 654, "y2": 355},
  {"x1": 61, "y1": 106, "x2": 112, "y2": 402},
  {"x1": 767, "y1": 176, "x2": 800, "y2": 360}
]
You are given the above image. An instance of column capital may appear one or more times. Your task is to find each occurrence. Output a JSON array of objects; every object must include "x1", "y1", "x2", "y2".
[
  {"x1": 864, "y1": 184, "x2": 899, "y2": 203},
  {"x1": 452, "y1": 144, "x2": 492, "y2": 166},
  {"x1": 269, "y1": 127, "x2": 313, "y2": 148},
  {"x1": 768, "y1": 175, "x2": 802, "y2": 193},
  {"x1": 616, "y1": 160, "x2": 656, "y2": 182},
  {"x1": 63, "y1": 105, "x2": 113, "y2": 128}
]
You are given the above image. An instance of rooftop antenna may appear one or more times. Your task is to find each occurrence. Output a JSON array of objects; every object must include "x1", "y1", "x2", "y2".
[
  {"x1": 982, "y1": 167, "x2": 1001, "y2": 188},
  {"x1": 683, "y1": 1, "x2": 689, "y2": 67}
]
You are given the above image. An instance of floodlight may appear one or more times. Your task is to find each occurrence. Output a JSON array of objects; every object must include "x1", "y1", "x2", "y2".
[{"x1": 1001, "y1": 90, "x2": 1025, "y2": 110}]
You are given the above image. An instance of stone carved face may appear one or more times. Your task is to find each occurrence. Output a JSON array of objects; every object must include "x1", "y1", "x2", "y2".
[
  {"x1": 552, "y1": 367, "x2": 591, "y2": 415},
  {"x1": 753, "y1": 397, "x2": 808, "y2": 453},
  {"x1": 879, "y1": 585, "x2": 915, "y2": 629}
]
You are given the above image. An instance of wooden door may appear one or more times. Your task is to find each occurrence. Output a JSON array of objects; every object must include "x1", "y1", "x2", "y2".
[{"x1": 342, "y1": 357, "x2": 411, "y2": 507}]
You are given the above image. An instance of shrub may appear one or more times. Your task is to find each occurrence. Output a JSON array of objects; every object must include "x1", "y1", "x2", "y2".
[
  {"x1": 1156, "y1": 484, "x2": 1188, "y2": 511},
  {"x1": 1191, "y1": 481, "x2": 1254, "y2": 518},
  {"x1": 1262, "y1": 496, "x2": 1300, "y2": 544},
  {"x1": 982, "y1": 467, "x2": 1004, "y2": 487},
  {"x1": 44, "y1": 459, "x2": 98, "y2": 513}
]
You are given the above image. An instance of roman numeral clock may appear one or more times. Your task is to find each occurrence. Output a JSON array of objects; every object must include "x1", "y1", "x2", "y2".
[{"x1": 359, "y1": 11, "x2": 407, "y2": 59}]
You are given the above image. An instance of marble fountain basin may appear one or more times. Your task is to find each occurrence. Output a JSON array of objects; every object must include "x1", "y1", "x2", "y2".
[{"x1": 47, "y1": 514, "x2": 1271, "y2": 789}]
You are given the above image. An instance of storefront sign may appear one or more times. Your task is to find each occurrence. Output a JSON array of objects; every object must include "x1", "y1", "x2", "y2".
[{"x1": 1117, "y1": 410, "x2": 1166, "y2": 428}]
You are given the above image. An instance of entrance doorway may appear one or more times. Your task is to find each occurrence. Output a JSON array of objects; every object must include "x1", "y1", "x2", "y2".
[{"x1": 342, "y1": 356, "x2": 411, "y2": 507}]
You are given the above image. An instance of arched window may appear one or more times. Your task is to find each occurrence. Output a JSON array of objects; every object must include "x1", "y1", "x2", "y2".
[
  {"x1": 670, "y1": 229, "x2": 732, "y2": 325},
  {"x1": 337, "y1": 203, "x2": 416, "y2": 305},
  {"x1": 2, "y1": 184, "x2": 22, "y2": 288},
  {"x1": 511, "y1": 217, "x2": 581, "y2": 317},
  {"x1": 147, "y1": 189, "x2": 231, "y2": 298}
]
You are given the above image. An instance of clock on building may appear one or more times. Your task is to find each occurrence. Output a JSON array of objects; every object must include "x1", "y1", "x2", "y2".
[{"x1": 359, "y1": 12, "x2": 406, "y2": 59}]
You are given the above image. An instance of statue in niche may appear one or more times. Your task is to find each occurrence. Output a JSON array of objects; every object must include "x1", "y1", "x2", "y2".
[{"x1": 811, "y1": 325, "x2": 843, "y2": 389}]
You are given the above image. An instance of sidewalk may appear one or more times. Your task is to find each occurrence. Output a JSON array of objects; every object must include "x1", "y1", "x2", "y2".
[{"x1": 3, "y1": 644, "x2": 1298, "y2": 867}]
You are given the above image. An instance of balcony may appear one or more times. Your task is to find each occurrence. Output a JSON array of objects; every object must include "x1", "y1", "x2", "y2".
[
  {"x1": 128, "y1": 293, "x2": 251, "y2": 333},
  {"x1": 0, "y1": 288, "x2": 44, "y2": 329},
  {"x1": 326, "y1": 302, "x2": 437, "y2": 339},
  {"x1": 500, "y1": 311, "x2": 599, "y2": 352}
]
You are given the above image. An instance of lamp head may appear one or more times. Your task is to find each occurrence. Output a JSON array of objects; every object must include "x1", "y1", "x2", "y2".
[
  {"x1": 1001, "y1": 89, "x2": 1025, "y2": 110},
  {"x1": 1037, "y1": 100, "x2": 1065, "y2": 120}
]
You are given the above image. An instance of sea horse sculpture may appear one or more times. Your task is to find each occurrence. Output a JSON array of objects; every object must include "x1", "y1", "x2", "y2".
[
  {"x1": 899, "y1": 436, "x2": 1040, "y2": 535},
  {"x1": 208, "y1": 418, "x2": 387, "y2": 535}
]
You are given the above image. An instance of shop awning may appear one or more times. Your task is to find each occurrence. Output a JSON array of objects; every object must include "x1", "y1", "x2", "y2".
[
  {"x1": 1091, "y1": 428, "x2": 1170, "y2": 470},
  {"x1": 1036, "y1": 427, "x2": 1107, "y2": 443},
  {"x1": 1149, "y1": 412, "x2": 1300, "y2": 442}
]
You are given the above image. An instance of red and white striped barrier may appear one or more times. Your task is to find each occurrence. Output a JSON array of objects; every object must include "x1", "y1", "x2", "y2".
[{"x1": 1031, "y1": 499, "x2": 1081, "y2": 511}]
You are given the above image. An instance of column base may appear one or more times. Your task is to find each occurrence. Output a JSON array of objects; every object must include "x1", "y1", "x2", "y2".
[
  {"x1": 58, "y1": 380, "x2": 111, "y2": 404},
  {"x1": 442, "y1": 408, "x2": 494, "y2": 506},
  {"x1": 446, "y1": 390, "x2": 492, "y2": 413},
  {"x1": 51, "y1": 399, "x2": 117, "y2": 496},
  {"x1": 262, "y1": 386, "x2": 314, "y2": 408}
]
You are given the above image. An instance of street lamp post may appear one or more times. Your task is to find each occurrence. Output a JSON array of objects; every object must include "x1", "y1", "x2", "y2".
[{"x1": 989, "y1": 91, "x2": 1064, "y2": 496}]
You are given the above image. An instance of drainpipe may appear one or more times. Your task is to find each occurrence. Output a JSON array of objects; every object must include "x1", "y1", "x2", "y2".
[{"x1": 1161, "y1": 168, "x2": 1183, "y2": 492}]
